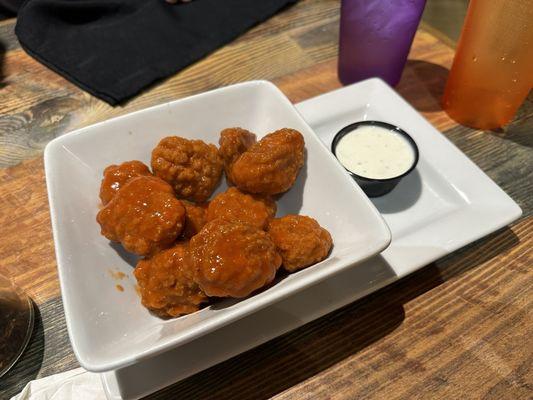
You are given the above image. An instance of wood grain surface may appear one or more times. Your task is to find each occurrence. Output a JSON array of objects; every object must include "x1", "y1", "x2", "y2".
[{"x1": 0, "y1": 0, "x2": 532, "y2": 398}]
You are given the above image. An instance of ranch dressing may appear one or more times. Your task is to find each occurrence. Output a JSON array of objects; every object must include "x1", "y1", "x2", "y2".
[{"x1": 335, "y1": 125, "x2": 415, "y2": 180}]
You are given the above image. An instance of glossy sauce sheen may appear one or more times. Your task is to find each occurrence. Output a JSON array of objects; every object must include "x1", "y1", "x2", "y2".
[
  {"x1": 134, "y1": 243, "x2": 207, "y2": 317},
  {"x1": 96, "y1": 176, "x2": 185, "y2": 256},
  {"x1": 335, "y1": 126, "x2": 415, "y2": 180},
  {"x1": 189, "y1": 220, "x2": 281, "y2": 298}
]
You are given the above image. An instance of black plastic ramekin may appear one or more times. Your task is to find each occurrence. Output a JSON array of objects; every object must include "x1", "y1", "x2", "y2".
[{"x1": 331, "y1": 121, "x2": 419, "y2": 198}]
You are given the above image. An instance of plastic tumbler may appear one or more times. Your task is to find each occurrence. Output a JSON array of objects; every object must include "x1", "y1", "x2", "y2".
[
  {"x1": 442, "y1": 0, "x2": 533, "y2": 130},
  {"x1": 338, "y1": 0, "x2": 427, "y2": 86}
]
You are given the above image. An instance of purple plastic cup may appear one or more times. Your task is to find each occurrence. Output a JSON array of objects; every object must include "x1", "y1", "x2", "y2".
[{"x1": 338, "y1": 0, "x2": 427, "y2": 86}]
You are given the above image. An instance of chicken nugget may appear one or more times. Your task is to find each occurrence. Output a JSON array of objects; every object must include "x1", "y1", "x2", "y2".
[
  {"x1": 189, "y1": 219, "x2": 281, "y2": 297},
  {"x1": 206, "y1": 187, "x2": 276, "y2": 230},
  {"x1": 268, "y1": 215, "x2": 332, "y2": 272},
  {"x1": 97, "y1": 176, "x2": 185, "y2": 256},
  {"x1": 99, "y1": 160, "x2": 151, "y2": 205},
  {"x1": 218, "y1": 127, "x2": 256, "y2": 183},
  {"x1": 134, "y1": 242, "x2": 207, "y2": 318},
  {"x1": 231, "y1": 128, "x2": 304, "y2": 195},
  {"x1": 151, "y1": 136, "x2": 223, "y2": 202},
  {"x1": 181, "y1": 200, "x2": 208, "y2": 239}
]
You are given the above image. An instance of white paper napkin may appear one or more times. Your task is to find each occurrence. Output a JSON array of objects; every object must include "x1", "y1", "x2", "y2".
[{"x1": 11, "y1": 368, "x2": 106, "y2": 400}]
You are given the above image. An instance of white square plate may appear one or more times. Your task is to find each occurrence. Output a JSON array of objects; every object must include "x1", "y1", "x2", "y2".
[
  {"x1": 44, "y1": 81, "x2": 391, "y2": 372},
  {"x1": 101, "y1": 79, "x2": 521, "y2": 400},
  {"x1": 100, "y1": 79, "x2": 522, "y2": 400},
  {"x1": 297, "y1": 78, "x2": 522, "y2": 277}
]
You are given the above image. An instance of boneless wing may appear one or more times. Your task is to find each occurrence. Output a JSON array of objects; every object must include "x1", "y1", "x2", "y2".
[
  {"x1": 181, "y1": 200, "x2": 208, "y2": 239},
  {"x1": 268, "y1": 215, "x2": 332, "y2": 272},
  {"x1": 134, "y1": 243, "x2": 207, "y2": 318},
  {"x1": 99, "y1": 160, "x2": 152, "y2": 205},
  {"x1": 218, "y1": 127, "x2": 256, "y2": 183},
  {"x1": 151, "y1": 136, "x2": 223, "y2": 203},
  {"x1": 206, "y1": 187, "x2": 276, "y2": 230},
  {"x1": 189, "y1": 219, "x2": 281, "y2": 298},
  {"x1": 97, "y1": 176, "x2": 185, "y2": 256},
  {"x1": 230, "y1": 128, "x2": 304, "y2": 195}
]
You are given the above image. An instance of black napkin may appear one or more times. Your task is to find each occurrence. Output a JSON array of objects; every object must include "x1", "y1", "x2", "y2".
[{"x1": 15, "y1": 0, "x2": 298, "y2": 105}]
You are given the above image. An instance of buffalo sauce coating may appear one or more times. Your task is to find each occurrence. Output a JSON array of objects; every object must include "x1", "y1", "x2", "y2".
[
  {"x1": 181, "y1": 200, "x2": 208, "y2": 239},
  {"x1": 268, "y1": 215, "x2": 332, "y2": 272},
  {"x1": 134, "y1": 243, "x2": 207, "y2": 317},
  {"x1": 230, "y1": 128, "x2": 305, "y2": 195},
  {"x1": 151, "y1": 136, "x2": 223, "y2": 203},
  {"x1": 96, "y1": 176, "x2": 185, "y2": 256},
  {"x1": 206, "y1": 187, "x2": 276, "y2": 230},
  {"x1": 99, "y1": 160, "x2": 152, "y2": 205},
  {"x1": 189, "y1": 219, "x2": 281, "y2": 298},
  {"x1": 218, "y1": 127, "x2": 257, "y2": 183}
]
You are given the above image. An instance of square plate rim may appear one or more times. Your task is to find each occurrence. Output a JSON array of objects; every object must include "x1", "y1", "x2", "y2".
[
  {"x1": 99, "y1": 80, "x2": 523, "y2": 400},
  {"x1": 44, "y1": 80, "x2": 392, "y2": 372},
  {"x1": 295, "y1": 77, "x2": 522, "y2": 277}
]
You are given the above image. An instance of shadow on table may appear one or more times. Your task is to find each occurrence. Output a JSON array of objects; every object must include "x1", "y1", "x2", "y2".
[
  {"x1": 436, "y1": 226, "x2": 520, "y2": 278},
  {"x1": 0, "y1": 40, "x2": 6, "y2": 89},
  {"x1": 486, "y1": 101, "x2": 533, "y2": 150},
  {"x1": 145, "y1": 226, "x2": 519, "y2": 400},
  {"x1": 396, "y1": 60, "x2": 450, "y2": 112},
  {"x1": 0, "y1": 301, "x2": 44, "y2": 396}
]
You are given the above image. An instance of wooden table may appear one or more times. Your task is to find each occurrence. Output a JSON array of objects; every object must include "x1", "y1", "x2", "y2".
[{"x1": 1, "y1": 1, "x2": 531, "y2": 398}]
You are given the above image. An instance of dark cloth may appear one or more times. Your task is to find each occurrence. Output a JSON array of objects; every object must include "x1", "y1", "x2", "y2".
[
  {"x1": 15, "y1": 0, "x2": 297, "y2": 105},
  {"x1": 0, "y1": 10, "x2": 16, "y2": 20},
  {"x1": 0, "y1": 0, "x2": 23, "y2": 14},
  {"x1": 0, "y1": 0, "x2": 18, "y2": 20}
]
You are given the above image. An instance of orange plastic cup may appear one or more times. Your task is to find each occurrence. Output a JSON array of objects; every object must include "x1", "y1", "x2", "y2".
[{"x1": 442, "y1": 0, "x2": 533, "y2": 130}]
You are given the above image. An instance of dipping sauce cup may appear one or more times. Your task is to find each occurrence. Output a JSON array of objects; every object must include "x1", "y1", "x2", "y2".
[{"x1": 331, "y1": 121, "x2": 419, "y2": 197}]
